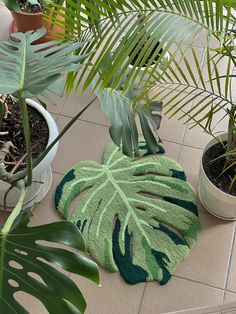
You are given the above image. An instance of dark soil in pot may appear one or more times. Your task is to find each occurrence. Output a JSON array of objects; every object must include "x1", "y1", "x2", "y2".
[
  {"x1": 202, "y1": 142, "x2": 236, "y2": 196},
  {"x1": 0, "y1": 96, "x2": 49, "y2": 172},
  {"x1": 17, "y1": 0, "x2": 42, "y2": 13},
  {"x1": 129, "y1": 39, "x2": 163, "y2": 67}
]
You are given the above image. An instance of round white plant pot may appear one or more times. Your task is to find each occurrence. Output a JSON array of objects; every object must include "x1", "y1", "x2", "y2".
[
  {"x1": 0, "y1": 99, "x2": 59, "y2": 208},
  {"x1": 198, "y1": 133, "x2": 236, "y2": 220}
]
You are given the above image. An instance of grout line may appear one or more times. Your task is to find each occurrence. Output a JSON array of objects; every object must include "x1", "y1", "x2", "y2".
[
  {"x1": 225, "y1": 289, "x2": 236, "y2": 295},
  {"x1": 56, "y1": 109, "x2": 206, "y2": 151},
  {"x1": 52, "y1": 170, "x2": 66, "y2": 176},
  {"x1": 56, "y1": 111, "x2": 110, "y2": 128},
  {"x1": 137, "y1": 283, "x2": 147, "y2": 314},
  {"x1": 223, "y1": 223, "x2": 236, "y2": 303},
  {"x1": 163, "y1": 140, "x2": 203, "y2": 151},
  {"x1": 173, "y1": 274, "x2": 226, "y2": 292}
]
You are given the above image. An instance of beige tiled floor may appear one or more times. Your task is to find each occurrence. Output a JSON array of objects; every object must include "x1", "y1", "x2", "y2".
[{"x1": 1, "y1": 4, "x2": 236, "y2": 314}]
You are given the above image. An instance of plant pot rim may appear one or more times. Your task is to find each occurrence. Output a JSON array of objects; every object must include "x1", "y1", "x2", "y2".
[
  {"x1": 25, "y1": 98, "x2": 57, "y2": 146},
  {"x1": 11, "y1": 10, "x2": 42, "y2": 16},
  {"x1": 201, "y1": 133, "x2": 236, "y2": 200}
]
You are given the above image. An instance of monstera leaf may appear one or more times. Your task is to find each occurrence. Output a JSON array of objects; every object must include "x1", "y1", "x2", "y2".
[
  {"x1": 56, "y1": 143, "x2": 200, "y2": 285},
  {"x1": 0, "y1": 28, "x2": 87, "y2": 98},
  {"x1": 97, "y1": 87, "x2": 163, "y2": 157},
  {"x1": 94, "y1": 62, "x2": 163, "y2": 157},
  {"x1": 0, "y1": 208, "x2": 99, "y2": 313}
]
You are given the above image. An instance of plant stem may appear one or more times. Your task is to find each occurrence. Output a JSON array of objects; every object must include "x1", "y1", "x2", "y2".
[
  {"x1": 9, "y1": 97, "x2": 97, "y2": 183},
  {"x1": 19, "y1": 97, "x2": 33, "y2": 187},
  {"x1": 227, "y1": 106, "x2": 236, "y2": 152},
  {"x1": 1, "y1": 180, "x2": 26, "y2": 234}
]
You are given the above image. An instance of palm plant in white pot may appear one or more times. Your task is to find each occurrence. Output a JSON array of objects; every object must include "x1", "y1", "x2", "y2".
[{"x1": 46, "y1": 0, "x2": 236, "y2": 219}]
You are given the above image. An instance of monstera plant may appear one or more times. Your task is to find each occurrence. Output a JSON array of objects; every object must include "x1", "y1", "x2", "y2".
[
  {"x1": 93, "y1": 61, "x2": 164, "y2": 157},
  {"x1": 0, "y1": 28, "x2": 99, "y2": 313}
]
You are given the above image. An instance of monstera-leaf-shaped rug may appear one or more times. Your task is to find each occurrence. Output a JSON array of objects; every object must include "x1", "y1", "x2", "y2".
[{"x1": 55, "y1": 143, "x2": 200, "y2": 285}]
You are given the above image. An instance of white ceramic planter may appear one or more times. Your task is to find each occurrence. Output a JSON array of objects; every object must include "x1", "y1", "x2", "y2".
[
  {"x1": 198, "y1": 133, "x2": 236, "y2": 220},
  {"x1": 0, "y1": 99, "x2": 59, "y2": 208}
]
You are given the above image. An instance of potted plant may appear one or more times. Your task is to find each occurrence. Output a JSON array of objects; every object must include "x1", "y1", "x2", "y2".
[
  {"x1": 47, "y1": 0, "x2": 236, "y2": 219},
  {"x1": 0, "y1": 27, "x2": 100, "y2": 313},
  {"x1": 0, "y1": 27, "x2": 90, "y2": 208},
  {"x1": 3, "y1": 0, "x2": 64, "y2": 43},
  {"x1": 0, "y1": 95, "x2": 59, "y2": 207},
  {"x1": 0, "y1": 24, "x2": 167, "y2": 312}
]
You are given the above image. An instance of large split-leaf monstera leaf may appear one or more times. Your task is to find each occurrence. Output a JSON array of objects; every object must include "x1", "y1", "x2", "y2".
[
  {"x1": 56, "y1": 143, "x2": 200, "y2": 285},
  {"x1": 0, "y1": 208, "x2": 99, "y2": 313},
  {"x1": 0, "y1": 28, "x2": 86, "y2": 98}
]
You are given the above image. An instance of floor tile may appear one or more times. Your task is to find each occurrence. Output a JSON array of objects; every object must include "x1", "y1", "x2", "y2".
[
  {"x1": 42, "y1": 93, "x2": 65, "y2": 116},
  {"x1": 183, "y1": 127, "x2": 214, "y2": 150},
  {"x1": 220, "y1": 300, "x2": 236, "y2": 313},
  {"x1": 15, "y1": 292, "x2": 48, "y2": 314},
  {"x1": 183, "y1": 100, "x2": 228, "y2": 150},
  {"x1": 79, "y1": 98, "x2": 109, "y2": 126},
  {"x1": 139, "y1": 277, "x2": 224, "y2": 314},
  {"x1": 224, "y1": 292, "x2": 236, "y2": 304},
  {"x1": 61, "y1": 84, "x2": 109, "y2": 126},
  {"x1": 69, "y1": 268, "x2": 145, "y2": 314},
  {"x1": 52, "y1": 116, "x2": 111, "y2": 174},
  {"x1": 60, "y1": 75, "x2": 97, "y2": 118},
  {"x1": 178, "y1": 145, "x2": 203, "y2": 191},
  {"x1": 226, "y1": 230, "x2": 236, "y2": 293},
  {"x1": 159, "y1": 113, "x2": 187, "y2": 145},
  {"x1": 175, "y1": 211, "x2": 236, "y2": 289},
  {"x1": 170, "y1": 305, "x2": 221, "y2": 314},
  {"x1": 160, "y1": 140, "x2": 181, "y2": 161}
]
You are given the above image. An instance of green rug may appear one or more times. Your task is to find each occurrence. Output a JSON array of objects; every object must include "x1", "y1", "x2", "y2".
[{"x1": 55, "y1": 143, "x2": 200, "y2": 285}]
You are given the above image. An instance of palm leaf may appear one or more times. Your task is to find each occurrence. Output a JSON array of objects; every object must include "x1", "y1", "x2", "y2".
[
  {"x1": 144, "y1": 38, "x2": 235, "y2": 132},
  {"x1": 44, "y1": 0, "x2": 236, "y2": 93}
]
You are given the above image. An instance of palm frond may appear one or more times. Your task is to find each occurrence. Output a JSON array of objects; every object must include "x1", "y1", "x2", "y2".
[
  {"x1": 44, "y1": 0, "x2": 236, "y2": 94},
  {"x1": 144, "y1": 41, "x2": 235, "y2": 135}
]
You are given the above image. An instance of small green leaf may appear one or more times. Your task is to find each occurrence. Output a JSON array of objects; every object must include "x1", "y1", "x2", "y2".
[{"x1": 2, "y1": 0, "x2": 20, "y2": 11}]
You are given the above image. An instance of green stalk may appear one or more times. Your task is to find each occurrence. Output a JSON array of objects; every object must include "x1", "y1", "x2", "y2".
[
  {"x1": 227, "y1": 106, "x2": 236, "y2": 152},
  {"x1": 19, "y1": 97, "x2": 33, "y2": 187},
  {"x1": 1, "y1": 180, "x2": 26, "y2": 234},
  {"x1": 0, "y1": 102, "x2": 4, "y2": 130}
]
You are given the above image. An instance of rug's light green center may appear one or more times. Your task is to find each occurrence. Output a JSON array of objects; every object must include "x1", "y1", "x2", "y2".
[{"x1": 55, "y1": 143, "x2": 200, "y2": 285}]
